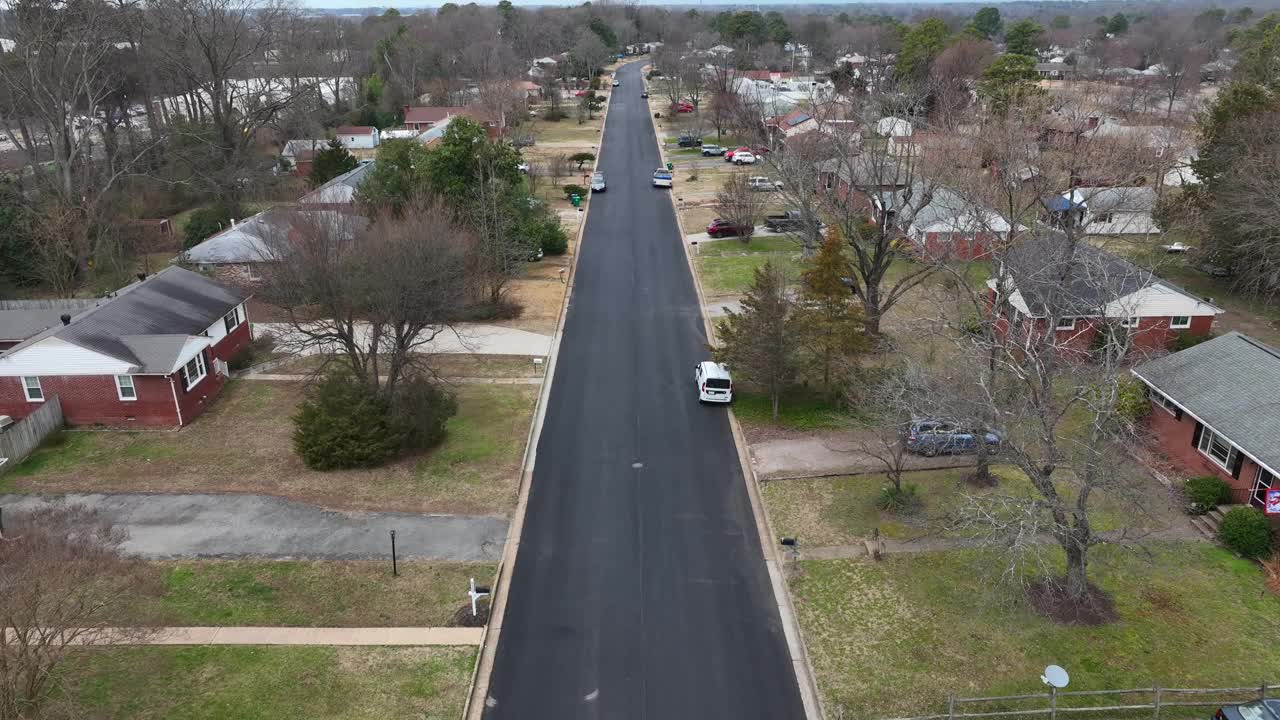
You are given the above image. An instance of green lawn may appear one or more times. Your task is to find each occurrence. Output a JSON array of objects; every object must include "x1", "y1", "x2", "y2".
[
  {"x1": 733, "y1": 390, "x2": 854, "y2": 433},
  {"x1": 113, "y1": 561, "x2": 493, "y2": 628},
  {"x1": 4, "y1": 381, "x2": 537, "y2": 515},
  {"x1": 791, "y1": 543, "x2": 1280, "y2": 719},
  {"x1": 69, "y1": 646, "x2": 474, "y2": 719},
  {"x1": 763, "y1": 466, "x2": 1181, "y2": 547},
  {"x1": 700, "y1": 235, "x2": 801, "y2": 254},
  {"x1": 696, "y1": 252, "x2": 800, "y2": 296}
]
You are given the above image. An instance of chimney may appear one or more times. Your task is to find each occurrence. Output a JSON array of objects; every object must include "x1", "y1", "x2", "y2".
[{"x1": 60, "y1": 313, "x2": 71, "y2": 326}]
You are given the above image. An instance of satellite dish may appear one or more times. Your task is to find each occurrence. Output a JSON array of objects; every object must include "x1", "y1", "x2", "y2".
[{"x1": 1041, "y1": 665, "x2": 1070, "y2": 689}]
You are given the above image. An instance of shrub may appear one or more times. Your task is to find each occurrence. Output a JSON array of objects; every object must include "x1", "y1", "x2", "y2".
[
  {"x1": 391, "y1": 377, "x2": 457, "y2": 452},
  {"x1": 542, "y1": 108, "x2": 568, "y2": 121},
  {"x1": 562, "y1": 184, "x2": 587, "y2": 200},
  {"x1": 876, "y1": 483, "x2": 922, "y2": 514},
  {"x1": 1115, "y1": 377, "x2": 1151, "y2": 424},
  {"x1": 568, "y1": 152, "x2": 596, "y2": 170},
  {"x1": 1217, "y1": 506, "x2": 1274, "y2": 558},
  {"x1": 227, "y1": 335, "x2": 278, "y2": 373},
  {"x1": 293, "y1": 371, "x2": 404, "y2": 470},
  {"x1": 183, "y1": 205, "x2": 232, "y2": 249},
  {"x1": 534, "y1": 221, "x2": 569, "y2": 255},
  {"x1": 1184, "y1": 475, "x2": 1231, "y2": 514},
  {"x1": 1172, "y1": 331, "x2": 1216, "y2": 352}
]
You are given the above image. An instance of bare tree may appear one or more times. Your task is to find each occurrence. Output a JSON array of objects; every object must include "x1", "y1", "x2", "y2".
[
  {"x1": 548, "y1": 153, "x2": 571, "y2": 187},
  {"x1": 715, "y1": 174, "x2": 767, "y2": 243},
  {"x1": 258, "y1": 203, "x2": 477, "y2": 402},
  {"x1": 0, "y1": 505, "x2": 158, "y2": 718}
]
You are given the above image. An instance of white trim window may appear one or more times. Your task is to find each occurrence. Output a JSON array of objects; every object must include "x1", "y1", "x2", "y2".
[
  {"x1": 1153, "y1": 390, "x2": 1179, "y2": 416},
  {"x1": 21, "y1": 376, "x2": 43, "y2": 402},
  {"x1": 1197, "y1": 426, "x2": 1239, "y2": 471},
  {"x1": 182, "y1": 352, "x2": 207, "y2": 390},
  {"x1": 223, "y1": 306, "x2": 241, "y2": 334},
  {"x1": 115, "y1": 375, "x2": 137, "y2": 401},
  {"x1": 1056, "y1": 316, "x2": 1076, "y2": 330},
  {"x1": 1120, "y1": 316, "x2": 1140, "y2": 328},
  {"x1": 1169, "y1": 315, "x2": 1191, "y2": 329}
]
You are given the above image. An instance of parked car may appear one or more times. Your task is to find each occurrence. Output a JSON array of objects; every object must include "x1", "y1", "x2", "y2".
[
  {"x1": 675, "y1": 101, "x2": 695, "y2": 113},
  {"x1": 652, "y1": 168, "x2": 673, "y2": 188},
  {"x1": 590, "y1": 171, "x2": 606, "y2": 192},
  {"x1": 706, "y1": 218, "x2": 752, "y2": 239},
  {"x1": 701, "y1": 144, "x2": 726, "y2": 156},
  {"x1": 1213, "y1": 700, "x2": 1280, "y2": 720},
  {"x1": 512, "y1": 136, "x2": 535, "y2": 148},
  {"x1": 612, "y1": 78, "x2": 620, "y2": 87},
  {"x1": 641, "y1": 91, "x2": 649, "y2": 98},
  {"x1": 517, "y1": 161, "x2": 530, "y2": 174},
  {"x1": 677, "y1": 134, "x2": 703, "y2": 148},
  {"x1": 765, "y1": 210, "x2": 810, "y2": 233},
  {"x1": 574, "y1": 89, "x2": 589, "y2": 97},
  {"x1": 747, "y1": 176, "x2": 782, "y2": 191},
  {"x1": 725, "y1": 146, "x2": 752, "y2": 162},
  {"x1": 902, "y1": 418, "x2": 1001, "y2": 457},
  {"x1": 694, "y1": 361, "x2": 733, "y2": 403},
  {"x1": 733, "y1": 151, "x2": 757, "y2": 165}
]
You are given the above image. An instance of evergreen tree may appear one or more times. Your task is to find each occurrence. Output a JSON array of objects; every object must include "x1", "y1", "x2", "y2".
[
  {"x1": 794, "y1": 227, "x2": 869, "y2": 392},
  {"x1": 714, "y1": 261, "x2": 800, "y2": 421},
  {"x1": 1004, "y1": 19, "x2": 1045, "y2": 57},
  {"x1": 308, "y1": 138, "x2": 358, "y2": 187},
  {"x1": 896, "y1": 18, "x2": 951, "y2": 82},
  {"x1": 1105, "y1": 13, "x2": 1129, "y2": 35},
  {"x1": 979, "y1": 54, "x2": 1046, "y2": 115},
  {"x1": 971, "y1": 7, "x2": 1002, "y2": 39}
]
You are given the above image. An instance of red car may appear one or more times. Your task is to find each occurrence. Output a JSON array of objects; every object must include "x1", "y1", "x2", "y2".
[
  {"x1": 675, "y1": 101, "x2": 695, "y2": 113},
  {"x1": 706, "y1": 218, "x2": 752, "y2": 239},
  {"x1": 574, "y1": 89, "x2": 589, "y2": 97},
  {"x1": 724, "y1": 146, "x2": 753, "y2": 162}
]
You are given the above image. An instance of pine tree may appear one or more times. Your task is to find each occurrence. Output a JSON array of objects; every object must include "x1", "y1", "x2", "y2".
[
  {"x1": 714, "y1": 261, "x2": 799, "y2": 422},
  {"x1": 309, "y1": 138, "x2": 358, "y2": 187},
  {"x1": 794, "y1": 226, "x2": 869, "y2": 392}
]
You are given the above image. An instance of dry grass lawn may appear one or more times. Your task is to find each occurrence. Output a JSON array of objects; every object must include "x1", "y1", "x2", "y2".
[
  {"x1": 271, "y1": 353, "x2": 544, "y2": 378},
  {"x1": 5, "y1": 380, "x2": 537, "y2": 515},
  {"x1": 495, "y1": 259, "x2": 571, "y2": 334}
]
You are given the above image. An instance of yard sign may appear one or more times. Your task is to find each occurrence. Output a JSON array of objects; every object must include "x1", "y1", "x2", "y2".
[{"x1": 1266, "y1": 488, "x2": 1280, "y2": 515}]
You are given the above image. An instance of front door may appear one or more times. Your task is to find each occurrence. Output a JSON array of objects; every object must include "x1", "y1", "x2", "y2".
[{"x1": 1251, "y1": 466, "x2": 1275, "y2": 508}]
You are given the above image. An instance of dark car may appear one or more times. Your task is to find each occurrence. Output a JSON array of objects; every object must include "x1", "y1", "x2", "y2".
[
  {"x1": 641, "y1": 91, "x2": 649, "y2": 98},
  {"x1": 677, "y1": 134, "x2": 703, "y2": 148},
  {"x1": 1214, "y1": 700, "x2": 1280, "y2": 720},
  {"x1": 706, "y1": 218, "x2": 752, "y2": 239},
  {"x1": 903, "y1": 418, "x2": 1001, "y2": 457}
]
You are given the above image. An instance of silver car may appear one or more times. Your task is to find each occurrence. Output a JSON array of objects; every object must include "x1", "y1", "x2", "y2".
[{"x1": 590, "y1": 171, "x2": 606, "y2": 192}]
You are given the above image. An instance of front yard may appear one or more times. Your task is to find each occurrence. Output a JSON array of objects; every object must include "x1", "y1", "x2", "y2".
[
  {"x1": 791, "y1": 543, "x2": 1280, "y2": 718},
  {"x1": 69, "y1": 646, "x2": 474, "y2": 719},
  {"x1": 4, "y1": 380, "x2": 537, "y2": 515},
  {"x1": 110, "y1": 560, "x2": 494, "y2": 628}
]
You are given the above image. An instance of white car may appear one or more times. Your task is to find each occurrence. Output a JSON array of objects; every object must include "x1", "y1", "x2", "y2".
[
  {"x1": 590, "y1": 171, "x2": 606, "y2": 192},
  {"x1": 517, "y1": 161, "x2": 530, "y2": 174},
  {"x1": 695, "y1": 361, "x2": 733, "y2": 403},
  {"x1": 732, "y1": 151, "x2": 757, "y2": 165},
  {"x1": 612, "y1": 78, "x2": 620, "y2": 87},
  {"x1": 652, "y1": 169, "x2": 673, "y2": 188},
  {"x1": 1161, "y1": 242, "x2": 1194, "y2": 253},
  {"x1": 747, "y1": 176, "x2": 781, "y2": 191}
]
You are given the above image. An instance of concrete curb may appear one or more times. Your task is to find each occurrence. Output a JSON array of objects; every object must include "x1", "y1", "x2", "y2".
[
  {"x1": 461, "y1": 65, "x2": 618, "y2": 720},
  {"x1": 648, "y1": 75, "x2": 827, "y2": 720}
]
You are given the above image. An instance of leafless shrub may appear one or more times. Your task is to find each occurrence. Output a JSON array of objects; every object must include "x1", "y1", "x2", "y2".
[{"x1": 714, "y1": 174, "x2": 766, "y2": 243}]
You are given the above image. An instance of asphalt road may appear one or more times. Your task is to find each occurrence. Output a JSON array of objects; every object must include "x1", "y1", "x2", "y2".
[
  {"x1": 0, "y1": 493, "x2": 506, "y2": 561},
  {"x1": 484, "y1": 60, "x2": 805, "y2": 719}
]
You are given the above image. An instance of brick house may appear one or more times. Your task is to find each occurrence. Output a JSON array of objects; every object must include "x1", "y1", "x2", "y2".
[
  {"x1": 987, "y1": 235, "x2": 1221, "y2": 355},
  {"x1": 0, "y1": 267, "x2": 252, "y2": 428},
  {"x1": 889, "y1": 185, "x2": 1017, "y2": 261},
  {"x1": 1132, "y1": 332, "x2": 1279, "y2": 510}
]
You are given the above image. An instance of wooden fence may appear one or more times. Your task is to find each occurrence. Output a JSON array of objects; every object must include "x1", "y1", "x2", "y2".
[
  {"x1": 0, "y1": 396, "x2": 63, "y2": 473},
  {"x1": 877, "y1": 683, "x2": 1274, "y2": 720}
]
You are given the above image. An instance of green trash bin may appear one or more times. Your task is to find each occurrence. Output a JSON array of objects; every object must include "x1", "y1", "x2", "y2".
[
  {"x1": 666, "y1": 161, "x2": 673, "y2": 171},
  {"x1": 571, "y1": 194, "x2": 581, "y2": 207}
]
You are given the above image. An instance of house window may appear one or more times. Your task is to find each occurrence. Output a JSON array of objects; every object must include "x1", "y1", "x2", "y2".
[
  {"x1": 1056, "y1": 317, "x2": 1076, "y2": 330},
  {"x1": 1169, "y1": 316, "x2": 1191, "y2": 329},
  {"x1": 21, "y1": 376, "x2": 43, "y2": 402},
  {"x1": 182, "y1": 352, "x2": 207, "y2": 390},
  {"x1": 115, "y1": 375, "x2": 137, "y2": 401},
  {"x1": 1196, "y1": 426, "x2": 1239, "y2": 472},
  {"x1": 1120, "y1": 316, "x2": 1140, "y2": 328},
  {"x1": 223, "y1": 307, "x2": 241, "y2": 334},
  {"x1": 1153, "y1": 389, "x2": 1179, "y2": 416},
  {"x1": 1095, "y1": 212, "x2": 1115, "y2": 224},
  {"x1": 1252, "y1": 467, "x2": 1275, "y2": 508}
]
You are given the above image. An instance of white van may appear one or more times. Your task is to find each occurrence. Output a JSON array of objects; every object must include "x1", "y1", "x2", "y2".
[{"x1": 694, "y1": 361, "x2": 733, "y2": 403}]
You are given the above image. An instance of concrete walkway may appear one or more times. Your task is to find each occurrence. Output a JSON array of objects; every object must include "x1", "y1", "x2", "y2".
[
  {"x1": 57, "y1": 626, "x2": 484, "y2": 646},
  {"x1": 243, "y1": 374, "x2": 542, "y2": 385},
  {"x1": 254, "y1": 322, "x2": 552, "y2": 357},
  {"x1": 0, "y1": 493, "x2": 507, "y2": 562}
]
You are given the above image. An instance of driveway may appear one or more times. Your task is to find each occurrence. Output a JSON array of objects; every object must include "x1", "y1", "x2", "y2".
[
  {"x1": 0, "y1": 493, "x2": 507, "y2": 561},
  {"x1": 750, "y1": 434, "x2": 977, "y2": 480},
  {"x1": 255, "y1": 322, "x2": 552, "y2": 357}
]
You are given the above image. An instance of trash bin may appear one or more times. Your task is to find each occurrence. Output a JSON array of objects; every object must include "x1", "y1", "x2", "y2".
[
  {"x1": 666, "y1": 162, "x2": 673, "y2": 171},
  {"x1": 571, "y1": 194, "x2": 581, "y2": 207}
]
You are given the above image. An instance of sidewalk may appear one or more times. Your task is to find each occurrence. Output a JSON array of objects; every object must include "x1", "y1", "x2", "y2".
[
  {"x1": 39, "y1": 627, "x2": 483, "y2": 646},
  {"x1": 751, "y1": 435, "x2": 976, "y2": 480},
  {"x1": 254, "y1": 322, "x2": 552, "y2": 357}
]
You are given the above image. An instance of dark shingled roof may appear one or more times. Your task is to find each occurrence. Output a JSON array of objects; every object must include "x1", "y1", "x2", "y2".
[
  {"x1": 8, "y1": 266, "x2": 248, "y2": 373},
  {"x1": 1002, "y1": 234, "x2": 1155, "y2": 316},
  {"x1": 1133, "y1": 331, "x2": 1280, "y2": 474}
]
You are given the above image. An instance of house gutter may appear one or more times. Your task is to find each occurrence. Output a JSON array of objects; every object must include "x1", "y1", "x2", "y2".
[
  {"x1": 1130, "y1": 369, "x2": 1279, "y2": 479},
  {"x1": 169, "y1": 375, "x2": 184, "y2": 428}
]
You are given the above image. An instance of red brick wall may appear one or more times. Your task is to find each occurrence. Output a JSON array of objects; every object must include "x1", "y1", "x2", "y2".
[
  {"x1": 1145, "y1": 401, "x2": 1258, "y2": 499},
  {"x1": 0, "y1": 374, "x2": 181, "y2": 428},
  {"x1": 209, "y1": 310, "x2": 253, "y2": 363},
  {"x1": 920, "y1": 231, "x2": 997, "y2": 261},
  {"x1": 989, "y1": 302, "x2": 1216, "y2": 356},
  {"x1": 173, "y1": 348, "x2": 227, "y2": 427}
]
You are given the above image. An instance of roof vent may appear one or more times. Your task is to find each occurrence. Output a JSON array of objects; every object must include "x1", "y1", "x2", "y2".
[{"x1": 60, "y1": 313, "x2": 71, "y2": 325}]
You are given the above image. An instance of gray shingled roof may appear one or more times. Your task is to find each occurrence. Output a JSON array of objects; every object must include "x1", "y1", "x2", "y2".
[
  {"x1": 7, "y1": 266, "x2": 248, "y2": 373},
  {"x1": 0, "y1": 299, "x2": 101, "y2": 343},
  {"x1": 184, "y1": 208, "x2": 368, "y2": 264},
  {"x1": 1003, "y1": 233, "x2": 1154, "y2": 315},
  {"x1": 1133, "y1": 332, "x2": 1280, "y2": 474},
  {"x1": 299, "y1": 160, "x2": 376, "y2": 204}
]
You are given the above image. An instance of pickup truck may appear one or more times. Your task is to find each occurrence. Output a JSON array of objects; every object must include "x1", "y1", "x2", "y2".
[
  {"x1": 652, "y1": 169, "x2": 673, "y2": 188},
  {"x1": 764, "y1": 210, "x2": 813, "y2": 233},
  {"x1": 677, "y1": 134, "x2": 702, "y2": 148},
  {"x1": 747, "y1": 176, "x2": 782, "y2": 192}
]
